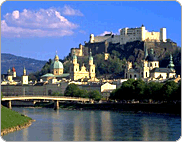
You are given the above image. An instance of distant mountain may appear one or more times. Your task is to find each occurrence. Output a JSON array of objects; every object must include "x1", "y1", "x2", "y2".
[{"x1": 1, "y1": 53, "x2": 47, "y2": 76}]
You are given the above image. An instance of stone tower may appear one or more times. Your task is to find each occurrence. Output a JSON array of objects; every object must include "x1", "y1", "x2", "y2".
[
  {"x1": 70, "y1": 50, "x2": 79, "y2": 80},
  {"x1": 160, "y1": 28, "x2": 167, "y2": 42},
  {"x1": 22, "y1": 67, "x2": 28, "y2": 85},
  {"x1": 89, "y1": 50, "x2": 95, "y2": 79}
]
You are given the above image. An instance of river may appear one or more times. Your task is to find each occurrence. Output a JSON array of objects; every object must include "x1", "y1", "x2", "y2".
[{"x1": 2, "y1": 107, "x2": 181, "y2": 141}]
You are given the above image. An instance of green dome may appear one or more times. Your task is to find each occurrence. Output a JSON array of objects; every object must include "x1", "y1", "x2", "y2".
[
  {"x1": 50, "y1": 61, "x2": 64, "y2": 69},
  {"x1": 89, "y1": 51, "x2": 93, "y2": 60}
]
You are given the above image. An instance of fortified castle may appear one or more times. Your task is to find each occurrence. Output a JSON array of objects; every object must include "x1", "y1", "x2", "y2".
[{"x1": 70, "y1": 25, "x2": 167, "y2": 58}]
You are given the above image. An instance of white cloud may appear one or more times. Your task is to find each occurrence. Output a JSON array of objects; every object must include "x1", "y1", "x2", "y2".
[
  {"x1": 99, "y1": 29, "x2": 121, "y2": 36},
  {"x1": 1, "y1": 7, "x2": 81, "y2": 38},
  {"x1": 63, "y1": 5, "x2": 84, "y2": 16}
]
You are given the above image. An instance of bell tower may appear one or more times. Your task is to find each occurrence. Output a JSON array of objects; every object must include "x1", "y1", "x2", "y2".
[
  {"x1": 22, "y1": 67, "x2": 28, "y2": 85},
  {"x1": 89, "y1": 50, "x2": 95, "y2": 79}
]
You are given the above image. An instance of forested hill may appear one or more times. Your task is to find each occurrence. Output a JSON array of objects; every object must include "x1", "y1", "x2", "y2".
[{"x1": 1, "y1": 53, "x2": 46, "y2": 76}]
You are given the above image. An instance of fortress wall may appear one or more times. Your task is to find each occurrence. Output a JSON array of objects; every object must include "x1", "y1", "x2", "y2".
[
  {"x1": 145, "y1": 32, "x2": 160, "y2": 42},
  {"x1": 94, "y1": 36, "x2": 111, "y2": 43}
]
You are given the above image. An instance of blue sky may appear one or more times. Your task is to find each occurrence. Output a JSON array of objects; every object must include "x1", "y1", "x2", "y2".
[{"x1": 1, "y1": 1, "x2": 181, "y2": 61}]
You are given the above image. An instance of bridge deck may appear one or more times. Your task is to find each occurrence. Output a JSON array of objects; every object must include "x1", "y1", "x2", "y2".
[{"x1": 2, "y1": 96, "x2": 90, "y2": 101}]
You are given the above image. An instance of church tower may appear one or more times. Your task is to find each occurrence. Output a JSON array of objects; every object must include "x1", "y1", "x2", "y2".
[
  {"x1": 7, "y1": 68, "x2": 13, "y2": 81},
  {"x1": 22, "y1": 67, "x2": 28, "y2": 84},
  {"x1": 70, "y1": 50, "x2": 79, "y2": 80},
  {"x1": 89, "y1": 50, "x2": 95, "y2": 79},
  {"x1": 141, "y1": 42, "x2": 150, "y2": 78},
  {"x1": 167, "y1": 54, "x2": 175, "y2": 71}
]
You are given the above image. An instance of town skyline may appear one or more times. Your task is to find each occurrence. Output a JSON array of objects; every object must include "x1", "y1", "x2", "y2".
[{"x1": 1, "y1": 1, "x2": 181, "y2": 61}]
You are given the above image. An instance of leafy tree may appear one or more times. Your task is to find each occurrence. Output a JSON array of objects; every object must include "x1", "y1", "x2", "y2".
[
  {"x1": 161, "y1": 81, "x2": 178, "y2": 102},
  {"x1": 51, "y1": 92, "x2": 64, "y2": 96},
  {"x1": 64, "y1": 83, "x2": 80, "y2": 97},
  {"x1": 144, "y1": 81, "x2": 163, "y2": 101},
  {"x1": 132, "y1": 79, "x2": 146, "y2": 101},
  {"x1": 88, "y1": 90, "x2": 102, "y2": 101}
]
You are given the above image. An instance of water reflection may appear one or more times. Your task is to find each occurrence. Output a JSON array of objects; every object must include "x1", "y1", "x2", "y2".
[
  {"x1": 3, "y1": 108, "x2": 181, "y2": 141},
  {"x1": 101, "y1": 111, "x2": 113, "y2": 141}
]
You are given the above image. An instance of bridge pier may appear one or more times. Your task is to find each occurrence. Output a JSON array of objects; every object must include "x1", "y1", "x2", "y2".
[
  {"x1": 7, "y1": 100, "x2": 12, "y2": 109},
  {"x1": 54, "y1": 100, "x2": 59, "y2": 110}
]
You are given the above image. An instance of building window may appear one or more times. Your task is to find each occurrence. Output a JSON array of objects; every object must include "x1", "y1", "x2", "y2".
[
  {"x1": 146, "y1": 72, "x2": 148, "y2": 77},
  {"x1": 141, "y1": 72, "x2": 143, "y2": 77},
  {"x1": 150, "y1": 63, "x2": 152, "y2": 67},
  {"x1": 130, "y1": 74, "x2": 132, "y2": 78},
  {"x1": 134, "y1": 74, "x2": 137, "y2": 78},
  {"x1": 76, "y1": 69, "x2": 77, "y2": 71},
  {"x1": 92, "y1": 69, "x2": 93, "y2": 72},
  {"x1": 155, "y1": 63, "x2": 157, "y2": 67}
]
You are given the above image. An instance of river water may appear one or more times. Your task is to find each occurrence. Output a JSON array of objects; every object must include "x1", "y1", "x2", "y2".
[{"x1": 2, "y1": 107, "x2": 181, "y2": 141}]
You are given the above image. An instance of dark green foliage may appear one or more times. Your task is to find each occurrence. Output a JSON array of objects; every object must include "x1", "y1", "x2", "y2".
[
  {"x1": 64, "y1": 83, "x2": 102, "y2": 100},
  {"x1": 88, "y1": 90, "x2": 102, "y2": 101},
  {"x1": 109, "y1": 79, "x2": 181, "y2": 103},
  {"x1": 64, "y1": 83, "x2": 80, "y2": 97},
  {"x1": 51, "y1": 92, "x2": 64, "y2": 96},
  {"x1": 161, "y1": 80, "x2": 178, "y2": 102}
]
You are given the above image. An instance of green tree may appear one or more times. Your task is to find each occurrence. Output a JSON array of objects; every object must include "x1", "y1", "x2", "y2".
[
  {"x1": 161, "y1": 81, "x2": 178, "y2": 102},
  {"x1": 64, "y1": 83, "x2": 81, "y2": 97},
  {"x1": 88, "y1": 90, "x2": 102, "y2": 101},
  {"x1": 144, "y1": 81, "x2": 163, "y2": 101}
]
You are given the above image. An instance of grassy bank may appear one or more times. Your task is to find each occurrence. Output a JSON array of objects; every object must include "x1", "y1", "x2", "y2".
[{"x1": 1, "y1": 105, "x2": 32, "y2": 131}]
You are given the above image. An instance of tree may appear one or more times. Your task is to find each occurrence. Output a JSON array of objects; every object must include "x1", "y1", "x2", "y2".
[
  {"x1": 144, "y1": 81, "x2": 163, "y2": 101},
  {"x1": 161, "y1": 81, "x2": 178, "y2": 102},
  {"x1": 88, "y1": 90, "x2": 102, "y2": 101},
  {"x1": 64, "y1": 83, "x2": 80, "y2": 97}
]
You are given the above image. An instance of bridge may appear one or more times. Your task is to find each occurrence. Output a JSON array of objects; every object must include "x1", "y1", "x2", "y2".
[{"x1": 2, "y1": 95, "x2": 90, "y2": 110}]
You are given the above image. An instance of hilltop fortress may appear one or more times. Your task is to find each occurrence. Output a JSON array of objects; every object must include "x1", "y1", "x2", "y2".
[{"x1": 71, "y1": 25, "x2": 168, "y2": 57}]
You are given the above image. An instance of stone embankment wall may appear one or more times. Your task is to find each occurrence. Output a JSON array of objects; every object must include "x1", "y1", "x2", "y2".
[{"x1": 1, "y1": 119, "x2": 36, "y2": 136}]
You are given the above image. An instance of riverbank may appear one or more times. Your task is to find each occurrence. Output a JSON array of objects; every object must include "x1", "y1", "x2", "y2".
[
  {"x1": 34, "y1": 102, "x2": 181, "y2": 115},
  {"x1": 1, "y1": 105, "x2": 35, "y2": 136}
]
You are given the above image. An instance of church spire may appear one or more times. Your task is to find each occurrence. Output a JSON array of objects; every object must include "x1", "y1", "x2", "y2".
[
  {"x1": 168, "y1": 54, "x2": 175, "y2": 69},
  {"x1": 89, "y1": 49, "x2": 93, "y2": 61}
]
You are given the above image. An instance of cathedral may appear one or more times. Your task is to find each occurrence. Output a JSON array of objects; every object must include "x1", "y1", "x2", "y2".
[
  {"x1": 125, "y1": 46, "x2": 176, "y2": 81},
  {"x1": 70, "y1": 50, "x2": 96, "y2": 81}
]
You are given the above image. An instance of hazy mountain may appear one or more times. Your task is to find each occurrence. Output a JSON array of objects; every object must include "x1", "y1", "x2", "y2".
[{"x1": 1, "y1": 53, "x2": 47, "y2": 76}]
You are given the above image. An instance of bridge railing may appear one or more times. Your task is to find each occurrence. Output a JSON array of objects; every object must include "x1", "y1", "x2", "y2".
[{"x1": 2, "y1": 95, "x2": 91, "y2": 101}]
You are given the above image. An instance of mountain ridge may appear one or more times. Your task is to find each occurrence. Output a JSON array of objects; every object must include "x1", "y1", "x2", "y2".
[{"x1": 1, "y1": 53, "x2": 47, "y2": 76}]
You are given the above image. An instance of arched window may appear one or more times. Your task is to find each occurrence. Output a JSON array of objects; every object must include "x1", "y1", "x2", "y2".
[
  {"x1": 130, "y1": 74, "x2": 132, "y2": 78},
  {"x1": 134, "y1": 74, "x2": 137, "y2": 78}
]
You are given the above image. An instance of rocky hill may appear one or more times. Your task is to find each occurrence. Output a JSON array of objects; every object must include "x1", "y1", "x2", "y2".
[{"x1": 1, "y1": 53, "x2": 46, "y2": 76}]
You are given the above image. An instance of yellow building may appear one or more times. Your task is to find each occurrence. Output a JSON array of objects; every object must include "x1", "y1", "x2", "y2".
[{"x1": 70, "y1": 50, "x2": 96, "y2": 81}]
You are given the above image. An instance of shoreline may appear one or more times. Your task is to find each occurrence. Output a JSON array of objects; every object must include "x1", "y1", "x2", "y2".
[{"x1": 1, "y1": 119, "x2": 36, "y2": 136}]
